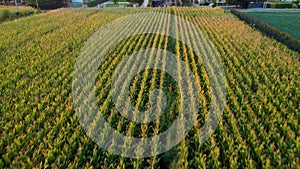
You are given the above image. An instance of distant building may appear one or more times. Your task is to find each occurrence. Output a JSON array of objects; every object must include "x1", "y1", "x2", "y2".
[
  {"x1": 151, "y1": 0, "x2": 225, "y2": 7},
  {"x1": 191, "y1": 0, "x2": 226, "y2": 6},
  {"x1": 68, "y1": 0, "x2": 84, "y2": 7},
  {"x1": 165, "y1": 0, "x2": 179, "y2": 6},
  {"x1": 70, "y1": 0, "x2": 90, "y2": 4}
]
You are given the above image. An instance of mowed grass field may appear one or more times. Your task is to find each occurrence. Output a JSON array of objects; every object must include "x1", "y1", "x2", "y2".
[
  {"x1": 247, "y1": 12, "x2": 300, "y2": 40},
  {"x1": 0, "y1": 8, "x2": 299, "y2": 168}
]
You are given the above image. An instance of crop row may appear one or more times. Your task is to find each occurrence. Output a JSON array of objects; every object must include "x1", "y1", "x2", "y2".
[{"x1": 0, "y1": 7, "x2": 299, "y2": 168}]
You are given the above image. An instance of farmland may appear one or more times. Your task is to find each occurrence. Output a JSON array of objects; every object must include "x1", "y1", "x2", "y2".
[
  {"x1": 0, "y1": 6, "x2": 38, "y2": 22},
  {"x1": 0, "y1": 8, "x2": 299, "y2": 168},
  {"x1": 247, "y1": 12, "x2": 300, "y2": 40}
]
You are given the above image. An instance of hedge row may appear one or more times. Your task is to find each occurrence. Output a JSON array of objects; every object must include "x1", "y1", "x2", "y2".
[
  {"x1": 231, "y1": 9, "x2": 300, "y2": 53},
  {"x1": 270, "y1": 2, "x2": 293, "y2": 8},
  {"x1": 0, "y1": 7, "x2": 39, "y2": 22},
  {"x1": 85, "y1": 0, "x2": 107, "y2": 7}
]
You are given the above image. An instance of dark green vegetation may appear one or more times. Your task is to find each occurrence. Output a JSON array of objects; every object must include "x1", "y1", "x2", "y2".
[
  {"x1": 84, "y1": 0, "x2": 107, "y2": 7},
  {"x1": 0, "y1": 7, "x2": 299, "y2": 168},
  {"x1": 268, "y1": 2, "x2": 293, "y2": 8},
  {"x1": 27, "y1": 0, "x2": 67, "y2": 9},
  {"x1": 0, "y1": 6, "x2": 38, "y2": 22}
]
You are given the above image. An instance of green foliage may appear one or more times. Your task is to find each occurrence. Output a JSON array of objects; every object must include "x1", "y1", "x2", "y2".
[
  {"x1": 27, "y1": 0, "x2": 68, "y2": 9},
  {"x1": 86, "y1": 0, "x2": 107, "y2": 7},
  {"x1": 126, "y1": 3, "x2": 133, "y2": 7},
  {"x1": 247, "y1": 3, "x2": 253, "y2": 8},
  {"x1": 236, "y1": 0, "x2": 252, "y2": 8},
  {"x1": 0, "y1": 7, "x2": 299, "y2": 169},
  {"x1": 270, "y1": 2, "x2": 293, "y2": 8},
  {"x1": 0, "y1": 159, "x2": 4, "y2": 169},
  {"x1": 0, "y1": 7, "x2": 38, "y2": 22},
  {"x1": 292, "y1": 3, "x2": 297, "y2": 8},
  {"x1": 106, "y1": 3, "x2": 119, "y2": 7},
  {"x1": 126, "y1": 0, "x2": 144, "y2": 5},
  {"x1": 0, "y1": 9, "x2": 10, "y2": 21}
]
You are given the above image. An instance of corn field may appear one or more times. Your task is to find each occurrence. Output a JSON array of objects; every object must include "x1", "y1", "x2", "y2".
[{"x1": 0, "y1": 7, "x2": 299, "y2": 168}]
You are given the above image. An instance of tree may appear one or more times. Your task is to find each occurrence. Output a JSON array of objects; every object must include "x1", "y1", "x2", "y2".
[
  {"x1": 27, "y1": 0, "x2": 68, "y2": 9},
  {"x1": 127, "y1": 0, "x2": 144, "y2": 5},
  {"x1": 236, "y1": 0, "x2": 251, "y2": 8}
]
